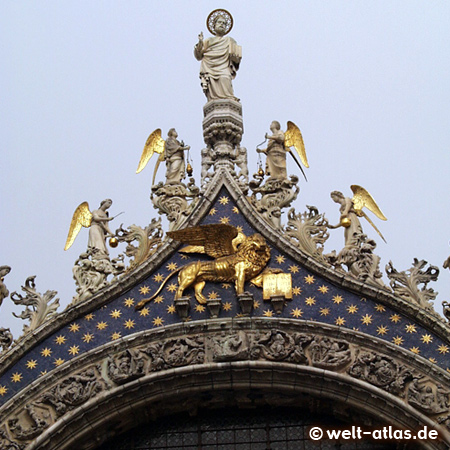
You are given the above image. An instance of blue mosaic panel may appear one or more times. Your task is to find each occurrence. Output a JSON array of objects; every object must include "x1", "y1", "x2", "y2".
[{"x1": 0, "y1": 187, "x2": 449, "y2": 405}]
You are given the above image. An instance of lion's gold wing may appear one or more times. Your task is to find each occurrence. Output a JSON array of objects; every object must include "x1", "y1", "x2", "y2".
[
  {"x1": 136, "y1": 129, "x2": 165, "y2": 174},
  {"x1": 285, "y1": 121, "x2": 309, "y2": 168},
  {"x1": 351, "y1": 185, "x2": 387, "y2": 220},
  {"x1": 167, "y1": 224, "x2": 240, "y2": 258},
  {"x1": 64, "y1": 202, "x2": 92, "y2": 251}
]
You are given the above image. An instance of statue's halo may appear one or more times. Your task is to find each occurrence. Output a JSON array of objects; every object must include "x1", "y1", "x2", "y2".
[{"x1": 207, "y1": 9, "x2": 233, "y2": 36}]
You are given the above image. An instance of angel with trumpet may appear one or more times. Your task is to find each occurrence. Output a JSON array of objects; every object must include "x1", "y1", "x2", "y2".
[
  {"x1": 64, "y1": 199, "x2": 123, "y2": 259},
  {"x1": 328, "y1": 186, "x2": 387, "y2": 247},
  {"x1": 256, "y1": 121, "x2": 309, "y2": 182}
]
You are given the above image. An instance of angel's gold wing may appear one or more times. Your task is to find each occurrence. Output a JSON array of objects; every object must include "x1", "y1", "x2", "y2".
[
  {"x1": 136, "y1": 129, "x2": 165, "y2": 174},
  {"x1": 350, "y1": 185, "x2": 387, "y2": 220},
  {"x1": 284, "y1": 121, "x2": 309, "y2": 168},
  {"x1": 64, "y1": 202, "x2": 93, "y2": 251},
  {"x1": 167, "y1": 224, "x2": 240, "y2": 259}
]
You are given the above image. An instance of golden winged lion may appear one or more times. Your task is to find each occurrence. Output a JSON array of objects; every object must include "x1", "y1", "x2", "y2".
[{"x1": 135, "y1": 224, "x2": 271, "y2": 310}]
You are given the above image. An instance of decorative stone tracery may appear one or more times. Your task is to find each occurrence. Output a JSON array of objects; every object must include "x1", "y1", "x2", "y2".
[{"x1": 0, "y1": 320, "x2": 448, "y2": 450}]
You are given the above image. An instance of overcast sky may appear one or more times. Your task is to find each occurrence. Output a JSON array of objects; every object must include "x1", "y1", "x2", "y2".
[{"x1": 2, "y1": 1, "x2": 450, "y2": 338}]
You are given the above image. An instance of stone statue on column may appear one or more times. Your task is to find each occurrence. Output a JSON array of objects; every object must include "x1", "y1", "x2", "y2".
[{"x1": 194, "y1": 9, "x2": 241, "y2": 101}]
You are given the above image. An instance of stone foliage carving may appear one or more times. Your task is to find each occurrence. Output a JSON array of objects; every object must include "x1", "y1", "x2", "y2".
[
  {"x1": 386, "y1": 258, "x2": 439, "y2": 312},
  {"x1": 10, "y1": 276, "x2": 59, "y2": 336},
  {"x1": 151, "y1": 178, "x2": 200, "y2": 231},
  {"x1": 40, "y1": 367, "x2": 105, "y2": 418},
  {"x1": 71, "y1": 248, "x2": 125, "y2": 304},
  {"x1": 348, "y1": 352, "x2": 412, "y2": 396},
  {"x1": 285, "y1": 206, "x2": 330, "y2": 259},
  {"x1": 115, "y1": 218, "x2": 163, "y2": 270},
  {"x1": 326, "y1": 232, "x2": 385, "y2": 288},
  {"x1": 250, "y1": 172, "x2": 299, "y2": 231}
]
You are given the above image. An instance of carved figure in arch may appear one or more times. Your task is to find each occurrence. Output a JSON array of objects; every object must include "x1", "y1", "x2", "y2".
[
  {"x1": 407, "y1": 379, "x2": 448, "y2": 414},
  {"x1": 0, "y1": 265, "x2": 11, "y2": 307},
  {"x1": 107, "y1": 350, "x2": 146, "y2": 385},
  {"x1": 309, "y1": 336, "x2": 351, "y2": 369},
  {"x1": 194, "y1": 10, "x2": 241, "y2": 101},
  {"x1": 135, "y1": 224, "x2": 270, "y2": 309},
  {"x1": 212, "y1": 331, "x2": 249, "y2": 361}
]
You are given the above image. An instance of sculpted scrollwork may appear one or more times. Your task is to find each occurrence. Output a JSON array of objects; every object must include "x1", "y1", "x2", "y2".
[
  {"x1": 407, "y1": 378, "x2": 449, "y2": 415},
  {"x1": 348, "y1": 352, "x2": 412, "y2": 396},
  {"x1": 107, "y1": 349, "x2": 146, "y2": 385},
  {"x1": 308, "y1": 336, "x2": 352, "y2": 370},
  {"x1": 144, "y1": 336, "x2": 205, "y2": 371},
  {"x1": 250, "y1": 329, "x2": 301, "y2": 362},
  {"x1": 151, "y1": 177, "x2": 200, "y2": 231},
  {"x1": 386, "y1": 258, "x2": 439, "y2": 313},
  {"x1": 326, "y1": 232, "x2": 385, "y2": 288},
  {"x1": 285, "y1": 206, "x2": 330, "y2": 259},
  {"x1": 8, "y1": 404, "x2": 50, "y2": 441},
  {"x1": 10, "y1": 276, "x2": 60, "y2": 336},
  {"x1": 115, "y1": 218, "x2": 163, "y2": 270},
  {"x1": 250, "y1": 172, "x2": 299, "y2": 231},
  {"x1": 212, "y1": 331, "x2": 249, "y2": 361},
  {"x1": 0, "y1": 427, "x2": 25, "y2": 450},
  {"x1": 1, "y1": 328, "x2": 449, "y2": 449},
  {"x1": 71, "y1": 249, "x2": 125, "y2": 304},
  {"x1": 40, "y1": 367, "x2": 105, "y2": 418}
]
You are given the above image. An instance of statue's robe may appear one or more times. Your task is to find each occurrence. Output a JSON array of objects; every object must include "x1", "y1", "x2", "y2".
[
  {"x1": 195, "y1": 36, "x2": 241, "y2": 100},
  {"x1": 265, "y1": 132, "x2": 288, "y2": 181},
  {"x1": 165, "y1": 137, "x2": 185, "y2": 185}
]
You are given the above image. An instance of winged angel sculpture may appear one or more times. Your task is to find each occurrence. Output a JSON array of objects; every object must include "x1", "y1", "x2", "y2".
[
  {"x1": 136, "y1": 128, "x2": 190, "y2": 185},
  {"x1": 136, "y1": 224, "x2": 271, "y2": 310},
  {"x1": 64, "y1": 200, "x2": 118, "y2": 259},
  {"x1": 328, "y1": 185, "x2": 387, "y2": 246},
  {"x1": 257, "y1": 121, "x2": 309, "y2": 182}
]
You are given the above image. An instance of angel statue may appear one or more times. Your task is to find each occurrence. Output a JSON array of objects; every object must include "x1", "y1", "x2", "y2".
[
  {"x1": 136, "y1": 128, "x2": 190, "y2": 186},
  {"x1": 194, "y1": 9, "x2": 242, "y2": 101},
  {"x1": 257, "y1": 121, "x2": 309, "y2": 182},
  {"x1": 328, "y1": 186, "x2": 387, "y2": 247},
  {"x1": 64, "y1": 199, "x2": 120, "y2": 259}
]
